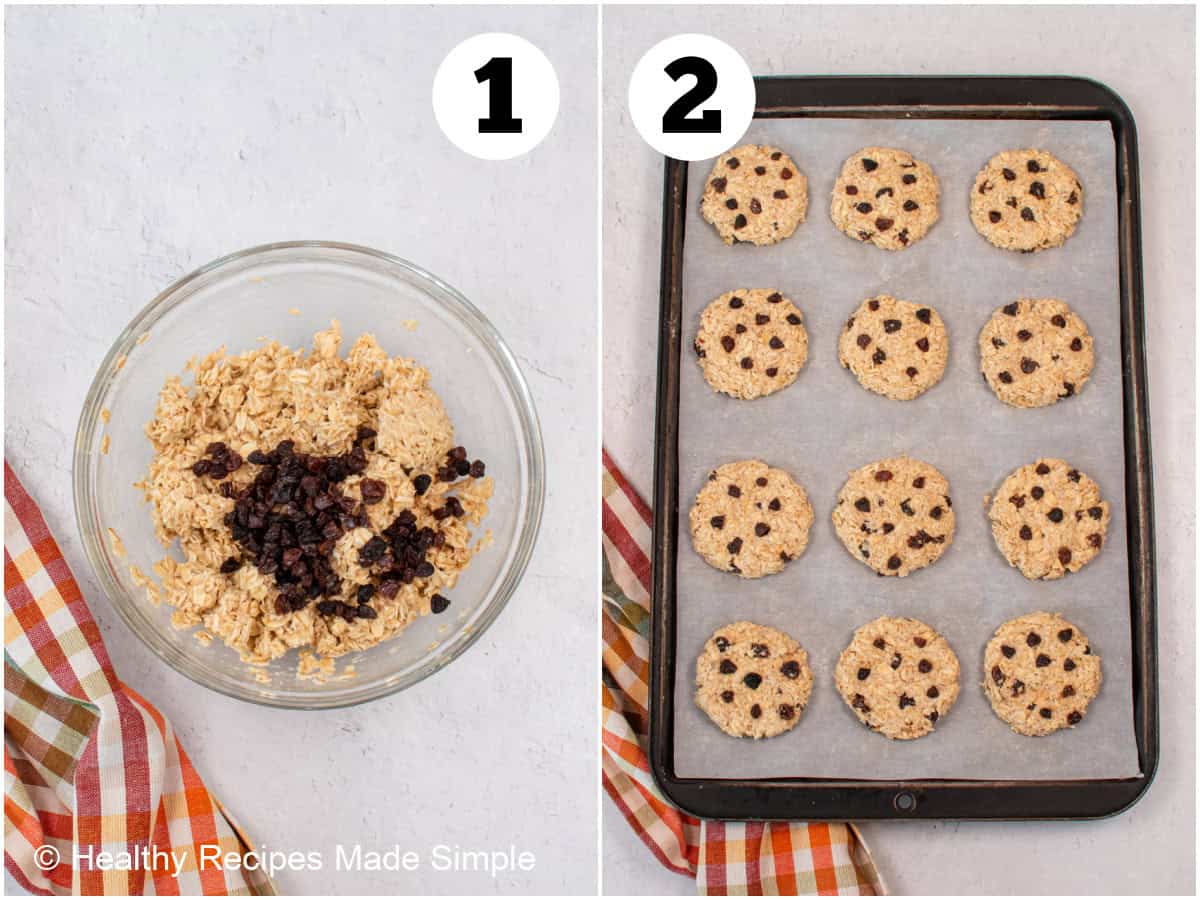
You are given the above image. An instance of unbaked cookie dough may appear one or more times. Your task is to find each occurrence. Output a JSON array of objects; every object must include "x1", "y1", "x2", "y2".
[
  {"x1": 832, "y1": 456, "x2": 955, "y2": 577},
  {"x1": 693, "y1": 289, "x2": 809, "y2": 399},
  {"x1": 979, "y1": 298, "x2": 1095, "y2": 408},
  {"x1": 136, "y1": 322, "x2": 493, "y2": 670},
  {"x1": 695, "y1": 621, "x2": 814, "y2": 739},
  {"x1": 835, "y1": 616, "x2": 960, "y2": 740},
  {"x1": 970, "y1": 149, "x2": 1083, "y2": 252},
  {"x1": 831, "y1": 147, "x2": 940, "y2": 250},
  {"x1": 700, "y1": 144, "x2": 808, "y2": 246},
  {"x1": 689, "y1": 460, "x2": 814, "y2": 578},
  {"x1": 983, "y1": 612, "x2": 1102, "y2": 736},
  {"x1": 988, "y1": 458, "x2": 1110, "y2": 580},
  {"x1": 838, "y1": 295, "x2": 948, "y2": 400}
]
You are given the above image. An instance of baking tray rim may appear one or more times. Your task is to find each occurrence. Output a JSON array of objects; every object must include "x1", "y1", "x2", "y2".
[{"x1": 648, "y1": 75, "x2": 1158, "y2": 821}]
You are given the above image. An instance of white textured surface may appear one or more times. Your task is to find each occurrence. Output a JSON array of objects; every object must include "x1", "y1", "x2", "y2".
[
  {"x1": 602, "y1": 4, "x2": 1195, "y2": 896},
  {"x1": 6, "y1": 6, "x2": 597, "y2": 895}
]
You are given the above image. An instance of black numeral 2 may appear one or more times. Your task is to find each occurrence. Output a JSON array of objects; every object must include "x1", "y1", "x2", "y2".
[
  {"x1": 661, "y1": 56, "x2": 721, "y2": 134},
  {"x1": 475, "y1": 56, "x2": 523, "y2": 134}
]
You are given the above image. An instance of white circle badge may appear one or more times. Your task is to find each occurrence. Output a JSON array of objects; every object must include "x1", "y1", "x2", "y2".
[
  {"x1": 432, "y1": 32, "x2": 560, "y2": 160},
  {"x1": 628, "y1": 33, "x2": 756, "y2": 161}
]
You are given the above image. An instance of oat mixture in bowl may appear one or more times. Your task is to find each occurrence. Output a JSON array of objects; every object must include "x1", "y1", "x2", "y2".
[
  {"x1": 137, "y1": 322, "x2": 493, "y2": 666},
  {"x1": 74, "y1": 242, "x2": 543, "y2": 708}
]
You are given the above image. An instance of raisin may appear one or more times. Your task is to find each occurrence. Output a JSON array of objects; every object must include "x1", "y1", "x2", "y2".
[
  {"x1": 899, "y1": 694, "x2": 915, "y2": 709},
  {"x1": 1000, "y1": 370, "x2": 1015, "y2": 383},
  {"x1": 769, "y1": 337, "x2": 784, "y2": 350},
  {"x1": 729, "y1": 296, "x2": 744, "y2": 309},
  {"x1": 855, "y1": 497, "x2": 871, "y2": 512},
  {"x1": 1067, "y1": 711, "x2": 1083, "y2": 725},
  {"x1": 750, "y1": 198, "x2": 762, "y2": 214},
  {"x1": 1058, "y1": 547, "x2": 1073, "y2": 565},
  {"x1": 734, "y1": 214, "x2": 747, "y2": 230},
  {"x1": 754, "y1": 165, "x2": 766, "y2": 176},
  {"x1": 786, "y1": 313, "x2": 802, "y2": 325},
  {"x1": 727, "y1": 484, "x2": 741, "y2": 498},
  {"x1": 1027, "y1": 159, "x2": 1041, "y2": 173},
  {"x1": 720, "y1": 690, "x2": 734, "y2": 703},
  {"x1": 781, "y1": 660, "x2": 801, "y2": 679},
  {"x1": 857, "y1": 667, "x2": 871, "y2": 681},
  {"x1": 846, "y1": 185, "x2": 858, "y2": 195},
  {"x1": 709, "y1": 515, "x2": 725, "y2": 530},
  {"x1": 1002, "y1": 168, "x2": 1016, "y2": 181},
  {"x1": 726, "y1": 157, "x2": 740, "y2": 169},
  {"x1": 915, "y1": 308, "x2": 931, "y2": 324},
  {"x1": 876, "y1": 187, "x2": 893, "y2": 198},
  {"x1": 852, "y1": 694, "x2": 871, "y2": 713},
  {"x1": 754, "y1": 522, "x2": 770, "y2": 537},
  {"x1": 719, "y1": 659, "x2": 737, "y2": 674},
  {"x1": 219, "y1": 557, "x2": 242, "y2": 574},
  {"x1": 1003, "y1": 302, "x2": 1020, "y2": 316},
  {"x1": 927, "y1": 686, "x2": 939, "y2": 699},
  {"x1": 862, "y1": 158, "x2": 878, "y2": 171},
  {"x1": 743, "y1": 673, "x2": 762, "y2": 689},
  {"x1": 1029, "y1": 181, "x2": 1045, "y2": 200},
  {"x1": 875, "y1": 217, "x2": 894, "y2": 232},
  {"x1": 750, "y1": 704, "x2": 762, "y2": 719},
  {"x1": 856, "y1": 202, "x2": 873, "y2": 214},
  {"x1": 1019, "y1": 525, "x2": 1033, "y2": 540},
  {"x1": 873, "y1": 638, "x2": 886, "y2": 650},
  {"x1": 903, "y1": 200, "x2": 918, "y2": 211},
  {"x1": 902, "y1": 173, "x2": 917, "y2": 184},
  {"x1": 874, "y1": 469, "x2": 893, "y2": 482},
  {"x1": 740, "y1": 357, "x2": 753, "y2": 370},
  {"x1": 727, "y1": 537, "x2": 743, "y2": 554},
  {"x1": 906, "y1": 367, "x2": 917, "y2": 378},
  {"x1": 431, "y1": 594, "x2": 450, "y2": 614},
  {"x1": 1020, "y1": 357, "x2": 1039, "y2": 374},
  {"x1": 929, "y1": 506, "x2": 943, "y2": 520},
  {"x1": 780, "y1": 168, "x2": 793, "y2": 180},
  {"x1": 887, "y1": 555, "x2": 902, "y2": 570},
  {"x1": 883, "y1": 319, "x2": 902, "y2": 333},
  {"x1": 710, "y1": 177, "x2": 727, "y2": 193},
  {"x1": 778, "y1": 704, "x2": 795, "y2": 720},
  {"x1": 872, "y1": 348, "x2": 886, "y2": 364},
  {"x1": 916, "y1": 337, "x2": 930, "y2": 352},
  {"x1": 1036, "y1": 654, "x2": 1052, "y2": 668},
  {"x1": 1031, "y1": 486, "x2": 1044, "y2": 499},
  {"x1": 773, "y1": 190, "x2": 787, "y2": 199},
  {"x1": 856, "y1": 333, "x2": 871, "y2": 349},
  {"x1": 714, "y1": 636, "x2": 730, "y2": 651},
  {"x1": 918, "y1": 659, "x2": 932, "y2": 674},
  {"x1": 1021, "y1": 207, "x2": 1035, "y2": 221},
  {"x1": 768, "y1": 498, "x2": 781, "y2": 511},
  {"x1": 1064, "y1": 659, "x2": 1077, "y2": 672},
  {"x1": 989, "y1": 211, "x2": 1002, "y2": 223}
]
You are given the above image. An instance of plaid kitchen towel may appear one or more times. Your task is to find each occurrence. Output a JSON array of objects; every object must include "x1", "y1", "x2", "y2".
[
  {"x1": 4, "y1": 462, "x2": 274, "y2": 896},
  {"x1": 602, "y1": 449, "x2": 883, "y2": 896}
]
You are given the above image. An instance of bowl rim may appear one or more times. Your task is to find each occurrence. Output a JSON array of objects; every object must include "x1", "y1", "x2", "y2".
[{"x1": 72, "y1": 240, "x2": 545, "y2": 709}]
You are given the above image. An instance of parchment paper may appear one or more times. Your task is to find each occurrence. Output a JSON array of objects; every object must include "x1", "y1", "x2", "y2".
[{"x1": 673, "y1": 118, "x2": 1142, "y2": 780}]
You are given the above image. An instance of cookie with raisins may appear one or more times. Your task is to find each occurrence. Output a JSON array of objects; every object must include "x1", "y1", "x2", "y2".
[
  {"x1": 832, "y1": 456, "x2": 955, "y2": 577},
  {"x1": 696, "y1": 621, "x2": 814, "y2": 739},
  {"x1": 835, "y1": 617, "x2": 960, "y2": 740},
  {"x1": 984, "y1": 612, "x2": 1101, "y2": 736},
  {"x1": 694, "y1": 289, "x2": 809, "y2": 399},
  {"x1": 831, "y1": 147, "x2": 940, "y2": 250},
  {"x1": 700, "y1": 145, "x2": 808, "y2": 246},
  {"x1": 971, "y1": 149, "x2": 1083, "y2": 252}
]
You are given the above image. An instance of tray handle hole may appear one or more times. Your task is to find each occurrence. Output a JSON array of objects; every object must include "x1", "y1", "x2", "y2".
[{"x1": 893, "y1": 791, "x2": 917, "y2": 813}]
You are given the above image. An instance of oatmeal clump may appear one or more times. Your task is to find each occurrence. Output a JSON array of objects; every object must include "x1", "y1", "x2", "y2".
[{"x1": 136, "y1": 322, "x2": 492, "y2": 666}]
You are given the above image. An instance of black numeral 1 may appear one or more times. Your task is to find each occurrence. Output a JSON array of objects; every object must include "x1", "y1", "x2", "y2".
[
  {"x1": 661, "y1": 56, "x2": 721, "y2": 134},
  {"x1": 475, "y1": 56, "x2": 523, "y2": 134}
]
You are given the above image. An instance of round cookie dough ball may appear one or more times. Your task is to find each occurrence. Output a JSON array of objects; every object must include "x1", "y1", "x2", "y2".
[
  {"x1": 988, "y1": 458, "x2": 1110, "y2": 580},
  {"x1": 970, "y1": 149, "x2": 1083, "y2": 252},
  {"x1": 979, "y1": 298, "x2": 1095, "y2": 408},
  {"x1": 700, "y1": 144, "x2": 808, "y2": 246},
  {"x1": 838, "y1": 295, "x2": 949, "y2": 400},
  {"x1": 832, "y1": 456, "x2": 955, "y2": 577},
  {"x1": 984, "y1": 612, "x2": 1102, "y2": 736},
  {"x1": 689, "y1": 460, "x2": 814, "y2": 578},
  {"x1": 835, "y1": 616, "x2": 960, "y2": 740},
  {"x1": 831, "y1": 147, "x2": 940, "y2": 250},
  {"x1": 695, "y1": 621, "x2": 814, "y2": 739},
  {"x1": 693, "y1": 289, "x2": 809, "y2": 399}
]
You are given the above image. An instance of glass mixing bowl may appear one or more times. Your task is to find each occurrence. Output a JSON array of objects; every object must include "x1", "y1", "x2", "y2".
[{"x1": 74, "y1": 241, "x2": 544, "y2": 708}]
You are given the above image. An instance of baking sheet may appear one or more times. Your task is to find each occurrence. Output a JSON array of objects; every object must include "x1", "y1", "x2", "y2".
[{"x1": 673, "y1": 118, "x2": 1141, "y2": 780}]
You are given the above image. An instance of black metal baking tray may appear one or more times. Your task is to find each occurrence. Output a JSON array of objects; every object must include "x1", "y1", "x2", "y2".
[{"x1": 649, "y1": 77, "x2": 1157, "y2": 820}]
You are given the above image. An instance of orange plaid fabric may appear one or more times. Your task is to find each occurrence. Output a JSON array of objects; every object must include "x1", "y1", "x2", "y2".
[
  {"x1": 4, "y1": 462, "x2": 273, "y2": 896},
  {"x1": 602, "y1": 450, "x2": 884, "y2": 896}
]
